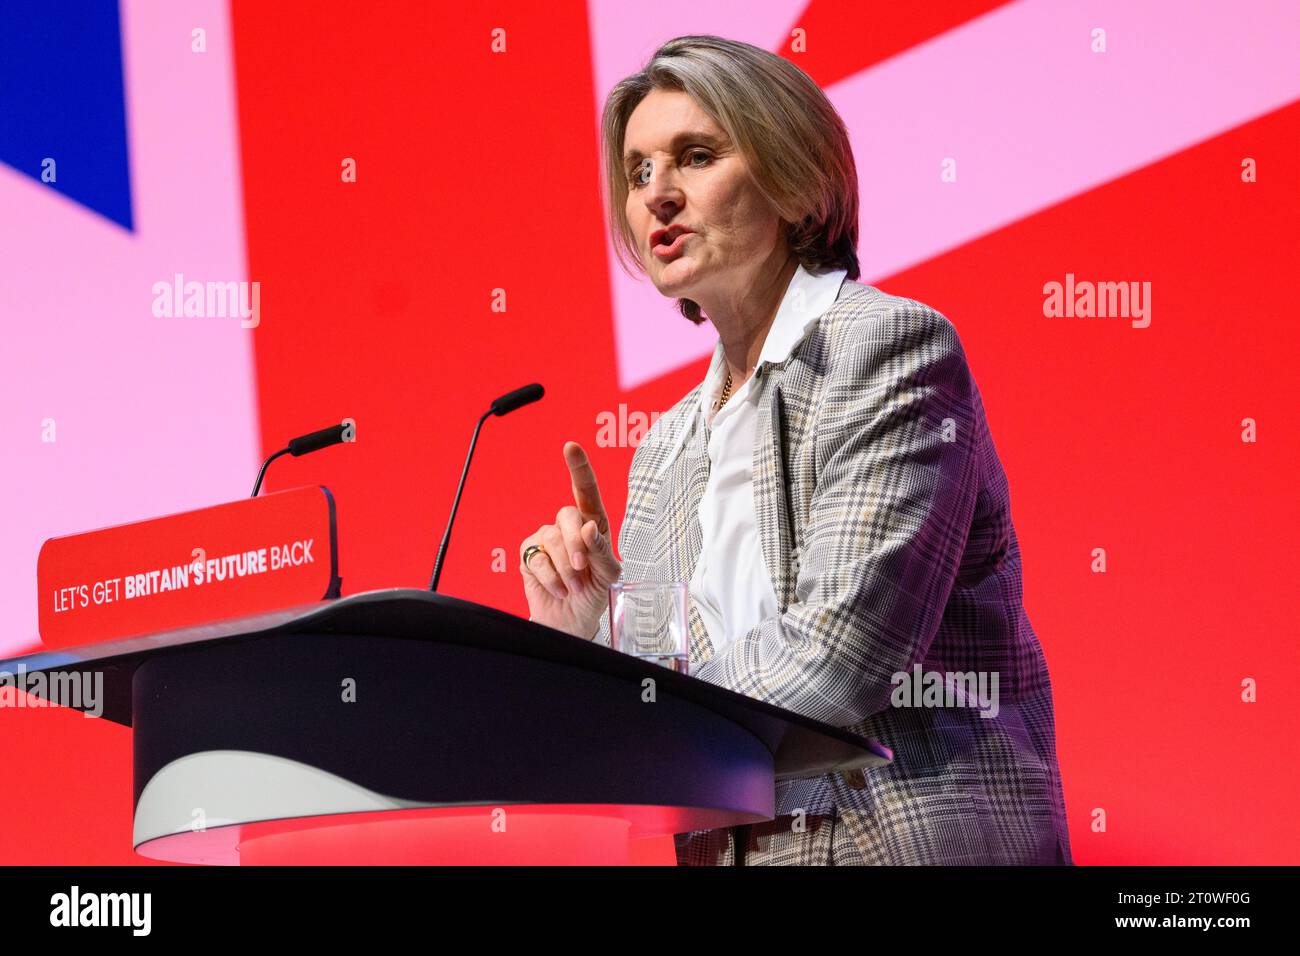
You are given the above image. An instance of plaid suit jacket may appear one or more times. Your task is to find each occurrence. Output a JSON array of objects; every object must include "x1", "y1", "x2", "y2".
[{"x1": 596, "y1": 279, "x2": 1072, "y2": 865}]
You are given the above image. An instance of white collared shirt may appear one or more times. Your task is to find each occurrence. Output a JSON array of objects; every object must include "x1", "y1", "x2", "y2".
[{"x1": 688, "y1": 264, "x2": 848, "y2": 657}]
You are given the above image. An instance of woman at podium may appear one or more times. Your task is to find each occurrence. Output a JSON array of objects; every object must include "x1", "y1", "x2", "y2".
[{"x1": 517, "y1": 35, "x2": 1071, "y2": 867}]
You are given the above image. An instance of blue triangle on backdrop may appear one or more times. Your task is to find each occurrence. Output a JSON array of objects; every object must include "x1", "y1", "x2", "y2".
[{"x1": 0, "y1": 0, "x2": 134, "y2": 231}]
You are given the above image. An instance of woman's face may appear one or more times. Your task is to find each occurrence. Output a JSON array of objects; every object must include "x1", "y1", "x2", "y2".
[{"x1": 622, "y1": 89, "x2": 785, "y2": 314}]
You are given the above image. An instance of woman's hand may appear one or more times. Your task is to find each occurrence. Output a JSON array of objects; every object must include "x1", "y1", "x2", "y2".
[{"x1": 519, "y1": 441, "x2": 621, "y2": 639}]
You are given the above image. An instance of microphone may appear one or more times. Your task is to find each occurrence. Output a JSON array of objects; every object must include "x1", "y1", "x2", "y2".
[
  {"x1": 491, "y1": 383, "x2": 544, "y2": 417},
  {"x1": 430, "y1": 384, "x2": 544, "y2": 592},
  {"x1": 251, "y1": 423, "x2": 349, "y2": 497},
  {"x1": 288, "y1": 424, "x2": 348, "y2": 457}
]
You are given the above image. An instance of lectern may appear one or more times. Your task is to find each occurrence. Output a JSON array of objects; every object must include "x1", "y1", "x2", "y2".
[
  {"x1": 6, "y1": 588, "x2": 893, "y2": 864},
  {"x1": 17, "y1": 490, "x2": 892, "y2": 864}
]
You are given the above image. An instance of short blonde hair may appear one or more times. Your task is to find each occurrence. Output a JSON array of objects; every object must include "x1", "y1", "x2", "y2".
[{"x1": 601, "y1": 35, "x2": 861, "y2": 324}]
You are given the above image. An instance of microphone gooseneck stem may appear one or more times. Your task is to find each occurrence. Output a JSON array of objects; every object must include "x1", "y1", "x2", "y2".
[
  {"x1": 429, "y1": 409, "x2": 493, "y2": 592},
  {"x1": 251, "y1": 447, "x2": 291, "y2": 498}
]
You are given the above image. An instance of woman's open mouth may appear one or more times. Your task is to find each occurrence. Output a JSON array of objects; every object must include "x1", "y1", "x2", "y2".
[{"x1": 652, "y1": 231, "x2": 693, "y2": 260}]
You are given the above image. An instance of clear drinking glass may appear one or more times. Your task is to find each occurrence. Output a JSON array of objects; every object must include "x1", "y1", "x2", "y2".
[{"x1": 607, "y1": 581, "x2": 689, "y2": 674}]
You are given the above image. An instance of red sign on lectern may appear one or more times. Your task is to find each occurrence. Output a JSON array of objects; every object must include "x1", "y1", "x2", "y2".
[{"x1": 37, "y1": 486, "x2": 340, "y2": 649}]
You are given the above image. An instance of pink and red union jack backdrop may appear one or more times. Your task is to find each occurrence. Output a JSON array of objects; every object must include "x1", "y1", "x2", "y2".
[{"x1": 1, "y1": 0, "x2": 1297, "y2": 864}]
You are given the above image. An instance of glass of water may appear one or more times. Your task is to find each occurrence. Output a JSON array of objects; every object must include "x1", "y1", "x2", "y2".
[{"x1": 608, "y1": 581, "x2": 689, "y2": 674}]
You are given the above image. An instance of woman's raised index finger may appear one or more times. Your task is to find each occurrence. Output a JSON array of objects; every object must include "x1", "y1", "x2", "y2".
[{"x1": 563, "y1": 441, "x2": 609, "y2": 533}]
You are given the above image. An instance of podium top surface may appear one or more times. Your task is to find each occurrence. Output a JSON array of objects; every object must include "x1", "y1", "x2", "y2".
[{"x1": 1, "y1": 588, "x2": 892, "y2": 781}]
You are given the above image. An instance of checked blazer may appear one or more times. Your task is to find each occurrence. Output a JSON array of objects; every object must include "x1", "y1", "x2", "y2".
[{"x1": 595, "y1": 278, "x2": 1072, "y2": 865}]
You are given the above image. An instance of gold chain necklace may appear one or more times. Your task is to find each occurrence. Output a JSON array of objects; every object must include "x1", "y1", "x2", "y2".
[{"x1": 717, "y1": 368, "x2": 734, "y2": 409}]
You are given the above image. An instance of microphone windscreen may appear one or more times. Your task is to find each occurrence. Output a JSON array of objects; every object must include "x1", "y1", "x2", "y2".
[
  {"x1": 491, "y1": 383, "x2": 544, "y2": 417},
  {"x1": 287, "y1": 424, "x2": 347, "y2": 457}
]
